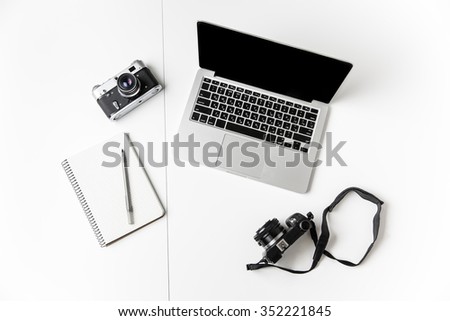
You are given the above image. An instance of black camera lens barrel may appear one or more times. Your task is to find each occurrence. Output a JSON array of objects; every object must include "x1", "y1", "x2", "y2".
[
  {"x1": 117, "y1": 73, "x2": 140, "y2": 98},
  {"x1": 254, "y1": 219, "x2": 286, "y2": 249}
]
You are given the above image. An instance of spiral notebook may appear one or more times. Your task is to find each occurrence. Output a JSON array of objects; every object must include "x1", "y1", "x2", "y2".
[{"x1": 61, "y1": 133, "x2": 165, "y2": 247}]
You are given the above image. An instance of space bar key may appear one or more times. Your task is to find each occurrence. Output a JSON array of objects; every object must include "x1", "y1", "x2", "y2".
[{"x1": 225, "y1": 122, "x2": 266, "y2": 140}]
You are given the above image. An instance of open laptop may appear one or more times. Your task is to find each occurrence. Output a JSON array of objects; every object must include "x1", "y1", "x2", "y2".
[{"x1": 178, "y1": 22, "x2": 352, "y2": 193}]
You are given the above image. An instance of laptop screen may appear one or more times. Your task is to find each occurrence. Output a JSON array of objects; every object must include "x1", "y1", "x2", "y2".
[{"x1": 197, "y1": 22, "x2": 352, "y2": 104}]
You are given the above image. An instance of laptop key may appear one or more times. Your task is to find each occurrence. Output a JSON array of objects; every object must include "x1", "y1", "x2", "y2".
[
  {"x1": 275, "y1": 112, "x2": 283, "y2": 119},
  {"x1": 234, "y1": 109, "x2": 243, "y2": 116},
  {"x1": 285, "y1": 131, "x2": 293, "y2": 139},
  {"x1": 226, "y1": 123, "x2": 266, "y2": 140},
  {"x1": 219, "y1": 103, "x2": 226, "y2": 111},
  {"x1": 210, "y1": 85, "x2": 218, "y2": 92},
  {"x1": 235, "y1": 101, "x2": 243, "y2": 108},
  {"x1": 219, "y1": 96, "x2": 227, "y2": 103},
  {"x1": 237, "y1": 117, "x2": 245, "y2": 124},
  {"x1": 227, "y1": 98, "x2": 235, "y2": 105},
  {"x1": 289, "y1": 107, "x2": 297, "y2": 115},
  {"x1": 213, "y1": 110, "x2": 220, "y2": 117},
  {"x1": 265, "y1": 134, "x2": 276, "y2": 143},
  {"x1": 198, "y1": 90, "x2": 211, "y2": 99},
  {"x1": 243, "y1": 103, "x2": 251, "y2": 110},
  {"x1": 283, "y1": 114, "x2": 291, "y2": 121},
  {"x1": 212, "y1": 80, "x2": 220, "y2": 85},
  {"x1": 299, "y1": 127, "x2": 313, "y2": 136},
  {"x1": 200, "y1": 114, "x2": 208, "y2": 123},
  {"x1": 216, "y1": 119, "x2": 226, "y2": 128},
  {"x1": 197, "y1": 97, "x2": 211, "y2": 106},
  {"x1": 217, "y1": 87, "x2": 225, "y2": 94},
  {"x1": 260, "y1": 124, "x2": 268, "y2": 132},
  {"x1": 208, "y1": 116, "x2": 216, "y2": 125},
  {"x1": 191, "y1": 112, "x2": 200, "y2": 121},
  {"x1": 257, "y1": 98, "x2": 265, "y2": 106},
  {"x1": 267, "y1": 110, "x2": 275, "y2": 117},
  {"x1": 227, "y1": 106, "x2": 234, "y2": 113},
  {"x1": 284, "y1": 142, "x2": 292, "y2": 148},
  {"x1": 249, "y1": 96, "x2": 257, "y2": 104},
  {"x1": 291, "y1": 124, "x2": 299, "y2": 132},
  {"x1": 281, "y1": 105, "x2": 289, "y2": 113},
  {"x1": 252, "y1": 122, "x2": 260, "y2": 130},
  {"x1": 241, "y1": 94, "x2": 249, "y2": 101},
  {"x1": 301, "y1": 147, "x2": 309, "y2": 153},
  {"x1": 293, "y1": 133, "x2": 311, "y2": 143},
  {"x1": 211, "y1": 101, "x2": 219, "y2": 109},
  {"x1": 273, "y1": 103, "x2": 281, "y2": 111},
  {"x1": 269, "y1": 126, "x2": 276, "y2": 134},
  {"x1": 297, "y1": 110, "x2": 305, "y2": 117},
  {"x1": 307, "y1": 121, "x2": 315, "y2": 129},
  {"x1": 259, "y1": 115, "x2": 267, "y2": 123},
  {"x1": 251, "y1": 105, "x2": 259, "y2": 112},
  {"x1": 244, "y1": 89, "x2": 252, "y2": 95},
  {"x1": 237, "y1": 87, "x2": 244, "y2": 93},
  {"x1": 245, "y1": 119, "x2": 252, "y2": 127},
  {"x1": 229, "y1": 85, "x2": 236, "y2": 90},
  {"x1": 225, "y1": 90, "x2": 233, "y2": 97},
  {"x1": 293, "y1": 141, "x2": 301, "y2": 150},
  {"x1": 277, "y1": 128, "x2": 285, "y2": 136},
  {"x1": 305, "y1": 112, "x2": 317, "y2": 121},
  {"x1": 243, "y1": 111, "x2": 251, "y2": 118},
  {"x1": 275, "y1": 120, "x2": 283, "y2": 127},
  {"x1": 251, "y1": 113, "x2": 258, "y2": 120},
  {"x1": 283, "y1": 122, "x2": 290, "y2": 130},
  {"x1": 204, "y1": 78, "x2": 211, "y2": 83},
  {"x1": 300, "y1": 119, "x2": 307, "y2": 126},
  {"x1": 276, "y1": 136, "x2": 285, "y2": 145},
  {"x1": 194, "y1": 105, "x2": 212, "y2": 115},
  {"x1": 228, "y1": 115, "x2": 237, "y2": 122},
  {"x1": 220, "y1": 112, "x2": 228, "y2": 120},
  {"x1": 291, "y1": 116, "x2": 299, "y2": 124},
  {"x1": 233, "y1": 92, "x2": 241, "y2": 99},
  {"x1": 201, "y1": 83, "x2": 209, "y2": 90},
  {"x1": 302, "y1": 106, "x2": 310, "y2": 111},
  {"x1": 220, "y1": 82, "x2": 227, "y2": 88},
  {"x1": 267, "y1": 118, "x2": 275, "y2": 125},
  {"x1": 211, "y1": 94, "x2": 219, "y2": 101},
  {"x1": 310, "y1": 108, "x2": 319, "y2": 114}
]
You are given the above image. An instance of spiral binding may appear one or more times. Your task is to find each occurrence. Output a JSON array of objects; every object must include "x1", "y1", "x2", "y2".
[{"x1": 61, "y1": 159, "x2": 106, "y2": 247}]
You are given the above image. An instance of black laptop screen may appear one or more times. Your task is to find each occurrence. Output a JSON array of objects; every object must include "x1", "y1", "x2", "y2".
[{"x1": 197, "y1": 22, "x2": 352, "y2": 104}]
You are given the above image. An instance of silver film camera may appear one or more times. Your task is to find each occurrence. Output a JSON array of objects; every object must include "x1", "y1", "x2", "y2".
[{"x1": 92, "y1": 60, "x2": 162, "y2": 120}]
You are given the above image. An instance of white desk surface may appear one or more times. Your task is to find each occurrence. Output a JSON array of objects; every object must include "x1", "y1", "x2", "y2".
[{"x1": 1, "y1": 0, "x2": 449, "y2": 301}]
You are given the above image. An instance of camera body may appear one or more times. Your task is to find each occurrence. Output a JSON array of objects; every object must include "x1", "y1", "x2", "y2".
[
  {"x1": 92, "y1": 60, "x2": 162, "y2": 120},
  {"x1": 254, "y1": 213, "x2": 313, "y2": 264}
]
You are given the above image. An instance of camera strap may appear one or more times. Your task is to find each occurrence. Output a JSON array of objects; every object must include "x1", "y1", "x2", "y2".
[{"x1": 247, "y1": 187, "x2": 384, "y2": 274}]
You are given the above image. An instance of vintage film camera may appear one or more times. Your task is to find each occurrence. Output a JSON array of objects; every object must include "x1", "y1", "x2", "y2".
[{"x1": 92, "y1": 60, "x2": 162, "y2": 120}]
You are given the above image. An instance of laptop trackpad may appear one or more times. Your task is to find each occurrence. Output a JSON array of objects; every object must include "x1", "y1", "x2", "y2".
[{"x1": 216, "y1": 134, "x2": 265, "y2": 179}]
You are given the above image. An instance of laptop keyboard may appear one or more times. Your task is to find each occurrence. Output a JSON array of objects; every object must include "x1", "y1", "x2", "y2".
[{"x1": 190, "y1": 77, "x2": 319, "y2": 152}]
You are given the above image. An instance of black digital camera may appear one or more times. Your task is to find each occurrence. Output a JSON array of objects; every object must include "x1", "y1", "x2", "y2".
[
  {"x1": 92, "y1": 60, "x2": 162, "y2": 120},
  {"x1": 253, "y1": 213, "x2": 313, "y2": 264}
]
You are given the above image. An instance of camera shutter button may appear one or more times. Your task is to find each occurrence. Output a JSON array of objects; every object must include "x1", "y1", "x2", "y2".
[{"x1": 113, "y1": 101, "x2": 120, "y2": 110}]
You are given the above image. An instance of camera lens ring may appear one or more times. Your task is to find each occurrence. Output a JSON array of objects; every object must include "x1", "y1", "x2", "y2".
[
  {"x1": 117, "y1": 73, "x2": 140, "y2": 98},
  {"x1": 254, "y1": 219, "x2": 286, "y2": 249}
]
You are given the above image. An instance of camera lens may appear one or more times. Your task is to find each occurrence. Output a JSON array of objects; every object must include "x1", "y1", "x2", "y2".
[
  {"x1": 254, "y1": 219, "x2": 286, "y2": 249},
  {"x1": 117, "y1": 73, "x2": 140, "y2": 98}
]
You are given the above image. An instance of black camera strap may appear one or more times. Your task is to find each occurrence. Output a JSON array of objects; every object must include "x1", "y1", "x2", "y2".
[{"x1": 247, "y1": 187, "x2": 384, "y2": 274}]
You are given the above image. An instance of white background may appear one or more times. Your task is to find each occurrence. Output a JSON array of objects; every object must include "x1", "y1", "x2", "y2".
[{"x1": 1, "y1": 0, "x2": 449, "y2": 303}]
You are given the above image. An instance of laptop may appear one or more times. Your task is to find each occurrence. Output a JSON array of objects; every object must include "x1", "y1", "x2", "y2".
[{"x1": 178, "y1": 21, "x2": 352, "y2": 193}]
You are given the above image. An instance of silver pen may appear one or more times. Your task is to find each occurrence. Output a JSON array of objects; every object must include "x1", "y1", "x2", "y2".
[{"x1": 121, "y1": 149, "x2": 134, "y2": 224}]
